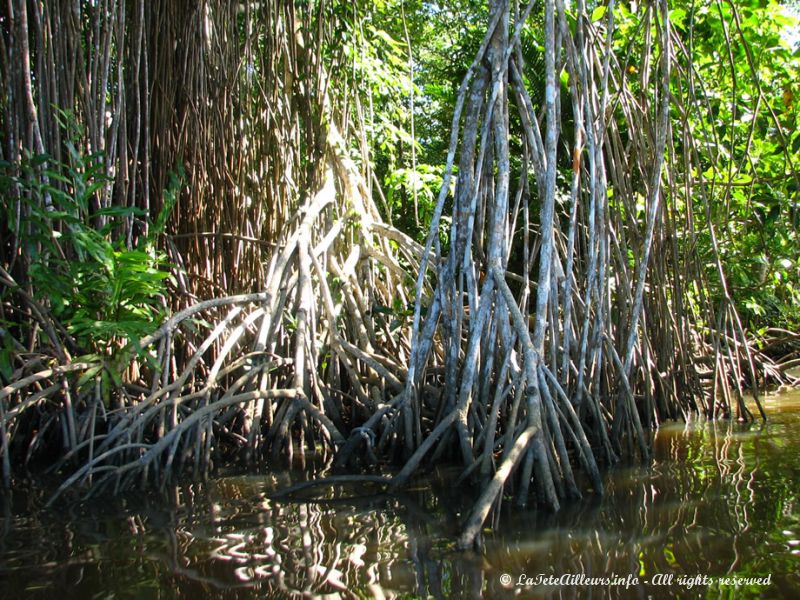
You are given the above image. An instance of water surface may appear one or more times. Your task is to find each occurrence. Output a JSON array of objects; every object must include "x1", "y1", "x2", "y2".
[{"x1": 1, "y1": 392, "x2": 799, "y2": 598}]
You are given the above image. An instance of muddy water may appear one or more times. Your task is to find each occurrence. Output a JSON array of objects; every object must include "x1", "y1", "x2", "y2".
[{"x1": 1, "y1": 392, "x2": 799, "y2": 599}]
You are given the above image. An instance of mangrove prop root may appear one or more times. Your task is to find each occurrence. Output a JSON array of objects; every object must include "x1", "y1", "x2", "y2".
[{"x1": 1, "y1": 0, "x2": 796, "y2": 552}]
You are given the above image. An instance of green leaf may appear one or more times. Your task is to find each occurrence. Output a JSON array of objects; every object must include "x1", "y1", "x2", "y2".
[
  {"x1": 94, "y1": 206, "x2": 147, "y2": 219},
  {"x1": 591, "y1": 5, "x2": 607, "y2": 22},
  {"x1": 670, "y1": 8, "x2": 687, "y2": 30},
  {"x1": 76, "y1": 364, "x2": 104, "y2": 389}
]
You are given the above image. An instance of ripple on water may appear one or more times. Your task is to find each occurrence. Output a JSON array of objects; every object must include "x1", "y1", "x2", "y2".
[{"x1": 1, "y1": 390, "x2": 799, "y2": 598}]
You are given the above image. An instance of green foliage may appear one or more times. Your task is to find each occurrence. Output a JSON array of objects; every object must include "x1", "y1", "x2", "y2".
[
  {"x1": 331, "y1": 1, "x2": 484, "y2": 241},
  {"x1": 398, "y1": 0, "x2": 800, "y2": 331},
  {"x1": 672, "y1": 1, "x2": 800, "y2": 328},
  {"x1": 2, "y1": 119, "x2": 180, "y2": 357},
  {"x1": 598, "y1": 0, "x2": 800, "y2": 329},
  {"x1": 385, "y1": 163, "x2": 446, "y2": 231}
]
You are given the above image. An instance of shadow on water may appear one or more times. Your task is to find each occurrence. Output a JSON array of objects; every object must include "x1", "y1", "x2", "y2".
[{"x1": 1, "y1": 392, "x2": 799, "y2": 599}]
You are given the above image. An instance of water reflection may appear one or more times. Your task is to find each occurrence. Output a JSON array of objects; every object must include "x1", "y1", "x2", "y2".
[
  {"x1": 485, "y1": 393, "x2": 800, "y2": 598},
  {"x1": 1, "y1": 393, "x2": 799, "y2": 599}
]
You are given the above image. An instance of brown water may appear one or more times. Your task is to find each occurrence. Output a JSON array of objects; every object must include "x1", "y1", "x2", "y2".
[{"x1": 1, "y1": 392, "x2": 799, "y2": 599}]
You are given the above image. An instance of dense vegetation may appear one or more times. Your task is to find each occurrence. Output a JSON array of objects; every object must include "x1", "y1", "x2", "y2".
[{"x1": 1, "y1": 0, "x2": 799, "y2": 549}]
